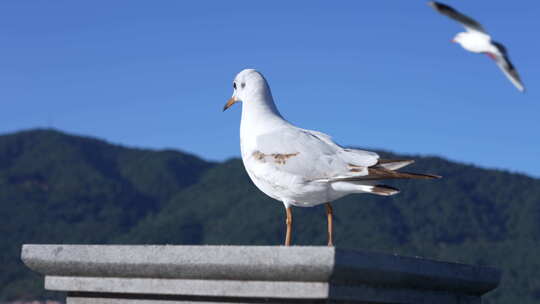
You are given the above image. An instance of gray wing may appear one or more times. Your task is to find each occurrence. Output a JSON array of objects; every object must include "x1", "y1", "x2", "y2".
[
  {"x1": 428, "y1": 1, "x2": 487, "y2": 33},
  {"x1": 491, "y1": 42, "x2": 525, "y2": 92},
  {"x1": 253, "y1": 128, "x2": 379, "y2": 181}
]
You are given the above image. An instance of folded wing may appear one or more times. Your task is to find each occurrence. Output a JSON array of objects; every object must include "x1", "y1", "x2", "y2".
[{"x1": 254, "y1": 128, "x2": 379, "y2": 181}]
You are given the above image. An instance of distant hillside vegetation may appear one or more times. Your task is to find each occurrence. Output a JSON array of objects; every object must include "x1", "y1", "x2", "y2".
[{"x1": 1, "y1": 129, "x2": 539, "y2": 303}]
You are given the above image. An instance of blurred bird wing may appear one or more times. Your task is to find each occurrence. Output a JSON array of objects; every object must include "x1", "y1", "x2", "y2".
[
  {"x1": 491, "y1": 42, "x2": 525, "y2": 92},
  {"x1": 429, "y1": 1, "x2": 487, "y2": 34}
]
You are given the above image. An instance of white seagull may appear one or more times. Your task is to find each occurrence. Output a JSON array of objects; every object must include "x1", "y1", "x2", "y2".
[
  {"x1": 223, "y1": 69, "x2": 440, "y2": 246},
  {"x1": 428, "y1": 1, "x2": 525, "y2": 92}
]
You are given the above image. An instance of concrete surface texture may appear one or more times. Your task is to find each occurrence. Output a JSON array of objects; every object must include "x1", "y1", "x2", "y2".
[{"x1": 21, "y1": 245, "x2": 501, "y2": 304}]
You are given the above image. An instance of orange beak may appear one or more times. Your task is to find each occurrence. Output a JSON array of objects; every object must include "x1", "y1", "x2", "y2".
[{"x1": 223, "y1": 96, "x2": 238, "y2": 111}]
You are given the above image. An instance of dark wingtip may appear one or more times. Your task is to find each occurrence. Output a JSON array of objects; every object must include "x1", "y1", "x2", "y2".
[
  {"x1": 419, "y1": 173, "x2": 442, "y2": 179},
  {"x1": 427, "y1": 1, "x2": 439, "y2": 9},
  {"x1": 401, "y1": 172, "x2": 442, "y2": 179},
  {"x1": 428, "y1": 1, "x2": 454, "y2": 12}
]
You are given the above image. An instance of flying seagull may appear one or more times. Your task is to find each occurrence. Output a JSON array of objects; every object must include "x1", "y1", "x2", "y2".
[
  {"x1": 223, "y1": 69, "x2": 440, "y2": 246},
  {"x1": 428, "y1": 1, "x2": 525, "y2": 92}
]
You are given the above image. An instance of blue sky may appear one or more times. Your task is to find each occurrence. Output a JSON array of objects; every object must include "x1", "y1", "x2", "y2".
[{"x1": 1, "y1": 1, "x2": 539, "y2": 176}]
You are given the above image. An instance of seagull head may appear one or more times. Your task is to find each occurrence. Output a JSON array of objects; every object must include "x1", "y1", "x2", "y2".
[
  {"x1": 452, "y1": 32, "x2": 466, "y2": 45},
  {"x1": 223, "y1": 69, "x2": 271, "y2": 111}
]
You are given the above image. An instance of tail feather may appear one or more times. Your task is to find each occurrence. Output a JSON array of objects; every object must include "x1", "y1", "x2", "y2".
[
  {"x1": 352, "y1": 184, "x2": 400, "y2": 196},
  {"x1": 371, "y1": 185, "x2": 400, "y2": 196}
]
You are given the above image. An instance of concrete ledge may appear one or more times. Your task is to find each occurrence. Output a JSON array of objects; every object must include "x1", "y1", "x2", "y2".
[{"x1": 21, "y1": 245, "x2": 501, "y2": 304}]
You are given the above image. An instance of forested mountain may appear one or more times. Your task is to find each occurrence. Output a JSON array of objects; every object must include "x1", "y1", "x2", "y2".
[{"x1": 1, "y1": 129, "x2": 539, "y2": 303}]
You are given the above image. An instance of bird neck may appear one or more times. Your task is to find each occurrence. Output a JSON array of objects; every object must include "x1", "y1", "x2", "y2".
[{"x1": 240, "y1": 92, "x2": 288, "y2": 137}]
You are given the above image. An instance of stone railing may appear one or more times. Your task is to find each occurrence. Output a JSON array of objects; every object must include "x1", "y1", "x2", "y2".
[{"x1": 21, "y1": 245, "x2": 500, "y2": 304}]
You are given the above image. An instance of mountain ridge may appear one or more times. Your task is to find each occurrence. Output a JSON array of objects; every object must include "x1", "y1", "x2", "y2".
[{"x1": 0, "y1": 128, "x2": 538, "y2": 303}]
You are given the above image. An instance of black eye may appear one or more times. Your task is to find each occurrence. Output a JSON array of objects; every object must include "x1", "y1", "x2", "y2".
[
  {"x1": 241, "y1": 82, "x2": 246, "y2": 88},
  {"x1": 233, "y1": 82, "x2": 237, "y2": 90}
]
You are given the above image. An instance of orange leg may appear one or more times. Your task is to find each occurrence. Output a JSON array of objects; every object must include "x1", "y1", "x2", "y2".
[
  {"x1": 285, "y1": 207, "x2": 293, "y2": 246},
  {"x1": 325, "y1": 203, "x2": 334, "y2": 247}
]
